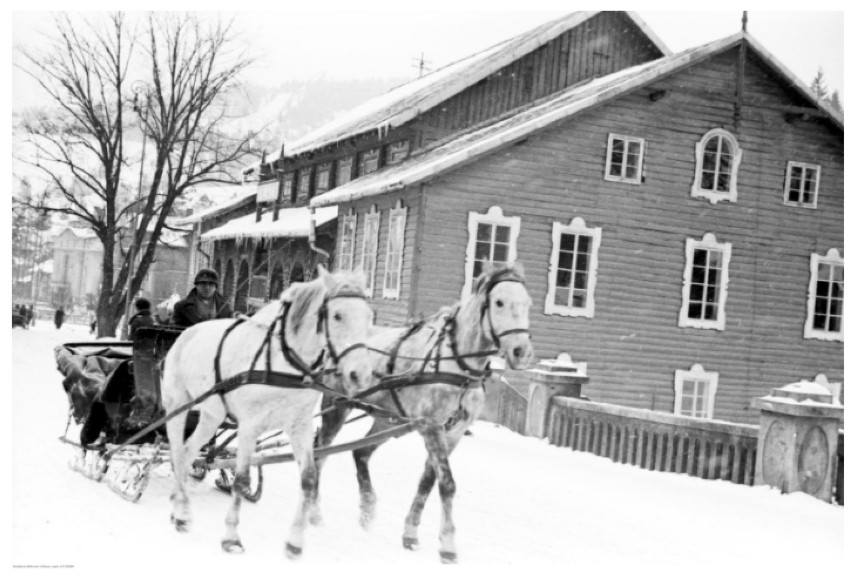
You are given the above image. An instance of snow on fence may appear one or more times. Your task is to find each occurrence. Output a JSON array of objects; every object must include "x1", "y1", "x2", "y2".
[
  {"x1": 546, "y1": 397, "x2": 758, "y2": 485},
  {"x1": 486, "y1": 376, "x2": 844, "y2": 505}
]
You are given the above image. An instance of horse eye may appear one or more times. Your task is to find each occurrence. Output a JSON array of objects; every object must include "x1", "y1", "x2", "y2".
[
  {"x1": 495, "y1": 299, "x2": 504, "y2": 308},
  {"x1": 333, "y1": 312, "x2": 343, "y2": 322}
]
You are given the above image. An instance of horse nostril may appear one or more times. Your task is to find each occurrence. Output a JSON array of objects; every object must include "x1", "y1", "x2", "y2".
[
  {"x1": 349, "y1": 370, "x2": 359, "y2": 384},
  {"x1": 513, "y1": 347, "x2": 523, "y2": 359}
]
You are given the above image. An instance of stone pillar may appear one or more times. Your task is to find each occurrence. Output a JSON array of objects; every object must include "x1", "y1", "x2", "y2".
[
  {"x1": 755, "y1": 381, "x2": 843, "y2": 503},
  {"x1": 525, "y1": 353, "x2": 588, "y2": 439}
]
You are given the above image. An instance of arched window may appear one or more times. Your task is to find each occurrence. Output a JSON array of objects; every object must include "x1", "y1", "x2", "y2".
[
  {"x1": 289, "y1": 262, "x2": 305, "y2": 285},
  {"x1": 269, "y1": 262, "x2": 285, "y2": 301},
  {"x1": 691, "y1": 128, "x2": 742, "y2": 204},
  {"x1": 234, "y1": 259, "x2": 250, "y2": 314}
]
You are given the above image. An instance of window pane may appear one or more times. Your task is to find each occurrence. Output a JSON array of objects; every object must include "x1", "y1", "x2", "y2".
[
  {"x1": 716, "y1": 171, "x2": 730, "y2": 192},
  {"x1": 556, "y1": 268, "x2": 572, "y2": 288},
  {"x1": 688, "y1": 302, "x2": 703, "y2": 319},
  {"x1": 558, "y1": 249, "x2": 574, "y2": 270},
  {"x1": 694, "y1": 249, "x2": 707, "y2": 267},
  {"x1": 572, "y1": 290, "x2": 587, "y2": 308},
  {"x1": 494, "y1": 225, "x2": 510, "y2": 244},
  {"x1": 555, "y1": 287, "x2": 570, "y2": 306},
  {"x1": 828, "y1": 315, "x2": 842, "y2": 332},
  {"x1": 689, "y1": 283, "x2": 704, "y2": 301},
  {"x1": 574, "y1": 272, "x2": 588, "y2": 290},
  {"x1": 575, "y1": 252, "x2": 589, "y2": 274},
  {"x1": 477, "y1": 223, "x2": 492, "y2": 242},
  {"x1": 492, "y1": 243, "x2": 509, "y2": 263},
  {"x1": 475, "y1": 241, "x2": 491, "y2": 261},
  {"x1": 704, "y1": 304, "x2": 717, "y2": 320},
  {"x1": 577, "y1": 235, "x2": 591, "y2": 254}
]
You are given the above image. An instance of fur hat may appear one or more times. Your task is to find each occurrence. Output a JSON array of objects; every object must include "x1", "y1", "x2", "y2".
[
  {"x1": 135, "y1": 297, "x2": 152, "y2": 310},
  {"x1": 194, "y1": 268, "x2": 219, "y2": 285}
]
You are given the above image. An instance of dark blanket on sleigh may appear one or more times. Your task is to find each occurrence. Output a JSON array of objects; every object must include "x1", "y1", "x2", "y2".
[{"x1": 55, "y1": 344, "x2": 155, "y2": 446}]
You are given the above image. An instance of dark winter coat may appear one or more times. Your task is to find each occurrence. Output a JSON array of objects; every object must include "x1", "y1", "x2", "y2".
[
  {"x1": 54, "y1": 308, "x2": 65, "y2": 328},
  {"x1": 172, "y1": 288, "x2": 233, "y2": 327},
  {"x1": 128, "y1": 309, "x2": 156, "y2": 339}
]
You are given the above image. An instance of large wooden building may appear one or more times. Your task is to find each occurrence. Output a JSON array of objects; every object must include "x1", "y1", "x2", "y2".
[{"x1": 223, "y1": 11, "x2": 843, "y2": 424}]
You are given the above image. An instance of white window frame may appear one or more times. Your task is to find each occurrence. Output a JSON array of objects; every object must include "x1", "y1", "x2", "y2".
[
  {"x1": 545, "y1": 217, "x2": 602, "y2": 318},
  {"x1": 679, "y1": 233, "x2": 732, "y2": 331},
  {"x1": 338, "y1": 210, "x2": 357, "y2": 272},
  {"x1": 604, "y1": 133, "x2": 645, "y2": 184},
  {"x1": 673, "y1": 364, "x2": 718, "y2": 419},
  {"x1": 382, "y1": 200, "x2": 406, "y2": 299},
  {"x1": 783, "y1": 161, "x2": 820, "y2": 209},
  {"x1": 690, "y1": 128, "x2": 742, "y2": 204},
  {"x1": 804, "y1": 248, "x2": 843, "y2": 342},
  {"x1": 463, "y1": 206, "x2": 521, "y2": 297},
  {"x1": 360, "y1": 206, "x2": 380, "y2": 297}
]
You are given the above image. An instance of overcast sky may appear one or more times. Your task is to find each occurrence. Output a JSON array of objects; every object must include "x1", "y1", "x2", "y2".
[{"x1": 9, "y1": 4, "x2": 846, "y2": 109}]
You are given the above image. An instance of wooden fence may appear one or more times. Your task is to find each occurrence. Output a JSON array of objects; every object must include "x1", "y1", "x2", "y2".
[
  {"x1": 485, "y1": 377, "x2": 844, "y2": 504},
  {"x1": 547, "y1": 396, "x2": 758, "y2": 485}
]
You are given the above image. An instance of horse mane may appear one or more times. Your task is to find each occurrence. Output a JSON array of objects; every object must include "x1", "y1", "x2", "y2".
[{"x1": 283, "y1": 269, "x2": 368, "y2": 334}]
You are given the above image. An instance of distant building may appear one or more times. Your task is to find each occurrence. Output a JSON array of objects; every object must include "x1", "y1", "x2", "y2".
[{"x1": 51, "y1": 226, "x2": 101, "y2": 308}]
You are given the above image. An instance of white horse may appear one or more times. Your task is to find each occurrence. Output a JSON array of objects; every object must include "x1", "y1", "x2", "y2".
[
  {"x1": 162, "y1": 267, "x2": 374, "y2": 558},
  {"x1": 315, "y1": 262, "x2": 534, "y2": 563}
]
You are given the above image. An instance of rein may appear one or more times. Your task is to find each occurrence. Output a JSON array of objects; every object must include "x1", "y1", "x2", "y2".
[{"x1": 103, "y1": 288, "x2": 370, "y2": 460}]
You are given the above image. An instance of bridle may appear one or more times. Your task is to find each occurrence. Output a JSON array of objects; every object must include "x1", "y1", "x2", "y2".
[
  {"x1": 477, "y1": 272, "x2": 531, "y2": 349},
  {"x1": 278, "y1": 289, "x2": 370, "y2": 377}
]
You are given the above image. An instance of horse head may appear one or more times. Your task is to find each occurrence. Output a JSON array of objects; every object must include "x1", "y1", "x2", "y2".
[
  {"x1": 472, "y1": 262, "x2": 534, "y2": 370},
  {"x1": 281, "y1": 265, "x2": 374, "y2": 395}
]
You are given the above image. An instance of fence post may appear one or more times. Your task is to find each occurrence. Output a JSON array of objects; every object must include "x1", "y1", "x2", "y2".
[
  {"x1": 754, "y1": 380, "x2": 844, "y2": 503},
  {"x1": 525, "y1": 353, "x2": 589, "y2": 439}
]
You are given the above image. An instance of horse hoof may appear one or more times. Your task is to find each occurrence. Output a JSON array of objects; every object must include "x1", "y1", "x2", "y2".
[
  {"x1": 285, "y1": 543, "x2": 303, "y2": 559},
  {"x1": 359, "y1": 513, "x2": 373, "y2": 531},
  {"x1": 402, "y1": 537, "x2": 419, "y2": 551},
  {"x1": 170, "y1": 514, "x2": 190, "y2": 533},
  {"x1": 440, "y1": 551, "x2": 458, "y2": 564},
  {"x1": 221, "y1": 539, "x2": 244, "y2": 554}
]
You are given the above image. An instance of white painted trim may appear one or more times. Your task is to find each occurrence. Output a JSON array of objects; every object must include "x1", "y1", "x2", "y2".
[
  {"x1": 339, "y1": 210, "x2": 357, "y2": 271},
  {"x1": 604, "y1": 133, "x2": 645, "y2": 184},
  {"x1": 783, "y1": 161, "x2": 820, "y2": 209},
  {"x1": 678, "y1": 233, "x2": 732, "y2": 331},
  {"x1": 690, "y1": 128, "x2": 742, "y2": 205},
  {"x1": 360, "y1": 205, "x2": 380, "y2": 297},
  {"x1": 463, "y1": 206, "x2": 521, "y2": 297},
  {"x1": 545, "y1": 217, "x2": 602, "y2": 318},
  {"x1": 804, "y1": 248, "x2": 844, "y2": 342},
  {"x1": 382, "y1": 200, "x2": 406, "y2": 300},
  {"x1": 673, "y1": 364, "x2": 719, "y2": 419}
]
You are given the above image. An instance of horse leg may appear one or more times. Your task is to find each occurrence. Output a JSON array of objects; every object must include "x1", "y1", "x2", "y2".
[
  {"x1": 404, "y1": 426, "x2": 459, "y2": 563},
  {"x1": 284, "y1": 421, "x2": 317, "y2": 559},
  {"x1": 311, "y1": 397, "x2": 350, "y2": 526},
  {"x1": 221, "y1": 424, "x2": 260, "y2": 554},
  {"x1": 166, "y1": 401, "x2": 225, "y2": 533},
  {"x1": 353, "y1": 417, "x2": 393, "y2": 529}
]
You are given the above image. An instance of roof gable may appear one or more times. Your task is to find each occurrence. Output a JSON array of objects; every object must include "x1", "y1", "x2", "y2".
[{"x1": 259, "y1": 11, "x2": 669, "y2": 166}]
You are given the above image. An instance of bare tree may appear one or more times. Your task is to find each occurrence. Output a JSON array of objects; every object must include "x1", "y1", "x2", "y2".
[{"x1": 16, "y1": 12, "x2": 258, "y2": 336}]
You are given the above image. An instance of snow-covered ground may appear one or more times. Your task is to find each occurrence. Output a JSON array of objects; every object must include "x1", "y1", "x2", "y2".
[{"x1": 9, "y1": 322, "x2": 846, "y2": 577}]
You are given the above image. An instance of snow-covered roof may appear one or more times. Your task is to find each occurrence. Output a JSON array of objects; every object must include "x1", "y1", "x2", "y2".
[
  {"x1": 311, "y1": 32, "x2": 843, "y2": 208},
  {"x1": 200, "y1": 205, "x2": 338, "y2": 241},
  {"x1": 172, "y1": 185, "x2": 256, "y2": 226},
  {"x1": 251, "y1": 11, "x2": 668, "y2": 170}
]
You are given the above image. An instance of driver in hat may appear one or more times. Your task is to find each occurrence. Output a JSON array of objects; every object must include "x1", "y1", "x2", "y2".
[{"x1": 172, "y1": 268, "x2": 234, "y2": 327}]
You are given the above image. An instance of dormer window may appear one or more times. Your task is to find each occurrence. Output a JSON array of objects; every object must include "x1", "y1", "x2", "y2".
[
  {"x1": 315, "y1": 162, "x2": 332, "y2": 196},
  {"x1": 358, "y1": 148, "x2": 380, "y2": 176},
  {"x1": 337, "y1": 156, "x2": 354, "y2": 186},
  {"x1": 386, "y1": 140, "x2": 411, "y2": 165},
  {"x1": 691, "y1": 128, "x2": 742, "y2": 204}
]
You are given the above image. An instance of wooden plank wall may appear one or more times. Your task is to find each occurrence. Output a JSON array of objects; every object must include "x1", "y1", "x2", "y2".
[
  {"x1": 413, "y1": 48, "x2": 843, "y2": 425},
  {"x1": 336, "y1": 190, "x2": 420, "y2": 328},
  {"x1": 414, "y1": 12, "x2": 663, "y2": 143}
]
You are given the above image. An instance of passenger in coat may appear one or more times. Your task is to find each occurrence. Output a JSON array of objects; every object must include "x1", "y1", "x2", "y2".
[
  {"x1": 172, "y1": 268, "x2": 233, "y2": 327},
  {"x1": 128, "y1": 297, "x2": 157, "y2": 339}
]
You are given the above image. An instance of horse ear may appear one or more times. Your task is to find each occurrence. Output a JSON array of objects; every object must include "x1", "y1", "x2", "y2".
[
  {"x1": 474, "y1": 262, "x2": 496, "y2": 294},
  {"x1": 511, "y1": 261, "x2": 525, "y2": 279}
]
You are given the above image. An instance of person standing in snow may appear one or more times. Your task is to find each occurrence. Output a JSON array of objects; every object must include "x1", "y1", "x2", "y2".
[
  {"x1": 54, "y1": 307, "x2": 65, "y2": 330},
  {"x1": 172, "y1": 269, "x2": 233, "y2": 327}
]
